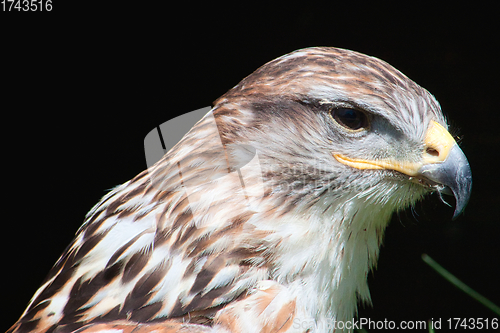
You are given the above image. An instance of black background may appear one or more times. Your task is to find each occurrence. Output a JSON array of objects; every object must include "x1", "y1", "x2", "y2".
[{"x1": 2, "y1": 3, "x2": 499, "y2": 332}]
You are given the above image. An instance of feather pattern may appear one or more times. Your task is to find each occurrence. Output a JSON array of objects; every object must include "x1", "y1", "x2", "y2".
[{"x1": 9, "y1": 47, "x2": 449, "y2": 333}]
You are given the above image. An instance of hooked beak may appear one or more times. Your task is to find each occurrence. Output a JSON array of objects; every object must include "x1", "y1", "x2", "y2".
[
  {"x1": 418, "y1": 143, "x2": 472, "y2": 220},
  {"x1": 333, "y1": 121, "x2": 472, "y2": 219}
]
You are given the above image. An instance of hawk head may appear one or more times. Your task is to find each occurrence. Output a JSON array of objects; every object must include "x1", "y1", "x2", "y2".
[
  {"x1": 10, "y1": 47, "x2": 471, "y2": 333},
  {"x1": 212, "y1": 47, "x2": 470, "y2": 220}
]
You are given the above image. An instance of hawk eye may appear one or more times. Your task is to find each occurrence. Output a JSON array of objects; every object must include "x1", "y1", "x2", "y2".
[{"x1": 331, "y1": 108, "x2": 368, "y2": 131}]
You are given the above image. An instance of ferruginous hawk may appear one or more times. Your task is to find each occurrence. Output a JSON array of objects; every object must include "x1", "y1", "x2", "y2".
[{"x1": 8, "y1": 47, "x2": 472, "y2": 333}]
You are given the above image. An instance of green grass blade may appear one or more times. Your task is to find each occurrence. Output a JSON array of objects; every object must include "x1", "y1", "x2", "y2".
[{"x1": 422, "y1": 253, "x2": 500, "y2": 316}]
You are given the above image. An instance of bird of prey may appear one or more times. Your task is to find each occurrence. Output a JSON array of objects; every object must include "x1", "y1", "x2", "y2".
[{"x1": 8, "y1": 47, "x2": 472, "y2": 333}]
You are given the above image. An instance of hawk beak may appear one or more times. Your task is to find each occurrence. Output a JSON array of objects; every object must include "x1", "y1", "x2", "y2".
[
  {"x1": 417, "y1": 123, "x2": 472, "y2": 219},
  {"x1": 333, "y1": 121, "x2": 472, "y2": 219}
]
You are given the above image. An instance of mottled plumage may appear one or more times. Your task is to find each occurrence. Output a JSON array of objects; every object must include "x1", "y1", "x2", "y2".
[{"x1": 9, "y1": 47, "x2": 471, "y2": 333}]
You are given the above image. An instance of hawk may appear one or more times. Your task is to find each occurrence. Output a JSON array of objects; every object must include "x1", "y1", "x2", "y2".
[{"x1": 9, "y1": 47, "x2": 472, "y2": 333}]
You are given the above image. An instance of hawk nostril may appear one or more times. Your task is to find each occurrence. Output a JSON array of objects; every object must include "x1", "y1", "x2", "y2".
[{"x1": 426, "y1": 147, "x2": 439, "y2": 157}]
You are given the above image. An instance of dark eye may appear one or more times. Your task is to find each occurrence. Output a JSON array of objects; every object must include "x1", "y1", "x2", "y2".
[{"x1": 331, "y1": 108, "x2": 369, "y2": 131}]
